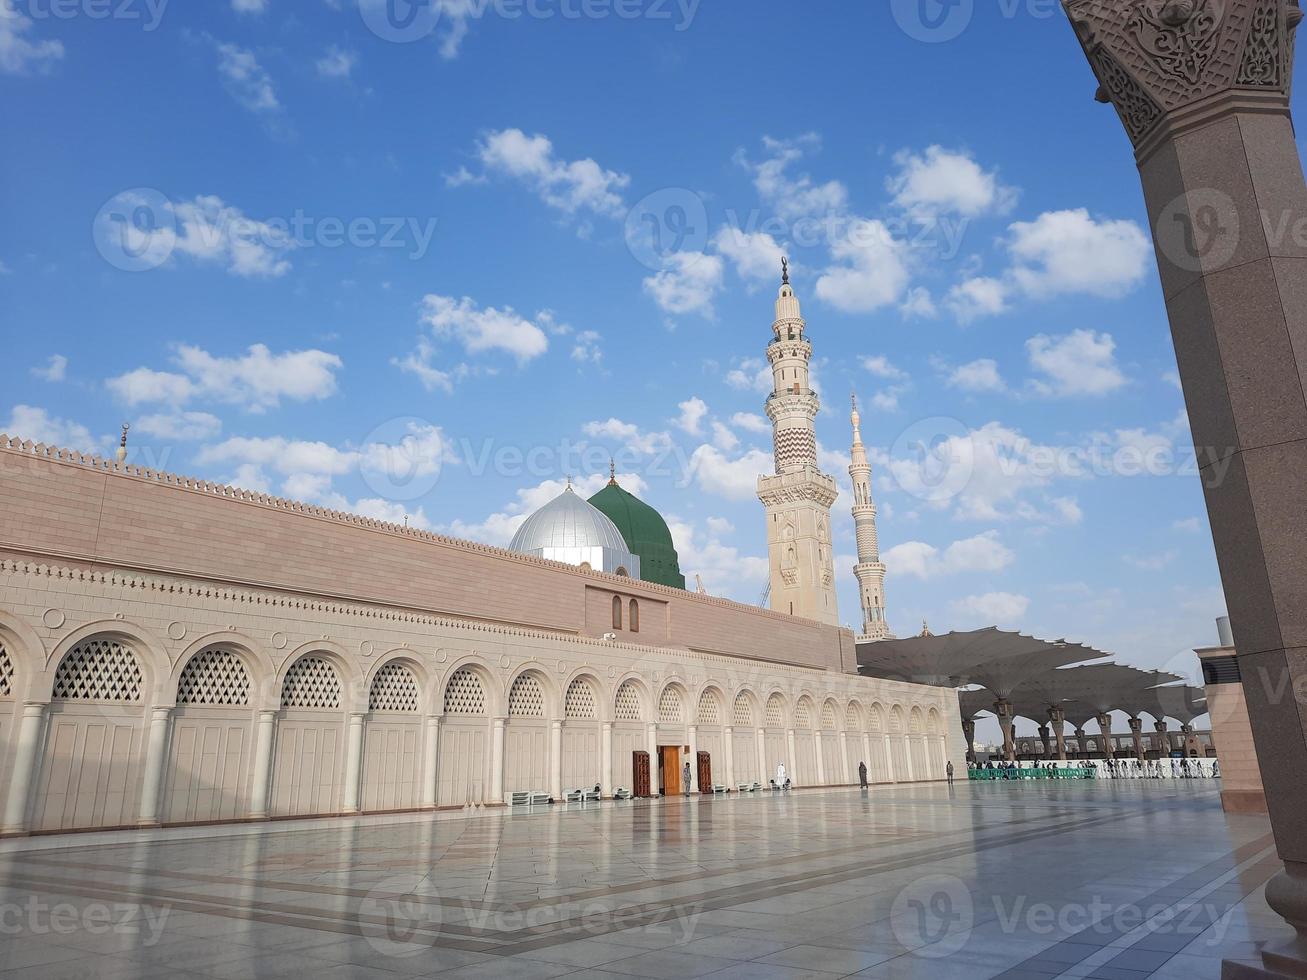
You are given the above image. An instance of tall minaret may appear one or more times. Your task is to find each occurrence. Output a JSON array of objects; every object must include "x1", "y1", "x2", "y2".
[
  {"x1": 849, "y1": 395, "x2": 890, "y2": 641},
  {"x1": 758, "y1": 260, "x2": 839, "y2": 625}
]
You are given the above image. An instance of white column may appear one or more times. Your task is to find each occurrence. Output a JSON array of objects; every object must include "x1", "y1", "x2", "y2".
[
  {"x1": 839, "y1": 732, "x2": 850, "y2": 785},
  {"x1": 861, "y1": 733, "x2": 872, "y2": 780},
  {"x1": 343, "y1": 712, "x2": 366, "y2": 813},
  {"x1": 1, "y1": 702, "x2": 46, "y2": 835},
  {"x1": 421, "y1": 716, "x2": 441, "y2": 809},
  {"x1": 248, "y1": 709, "x2": 277, "y2": 819},
  {"x1": 883, "y1": 734, "x2": 894, "y2": 781},
  {"x1": 756, "y1": 729, "x2": 766, "y2": 785},
  {"x1": 786, "y1": 729, "x2": 797, "y2": 784},
  {"x1": 601, "y1": 721, "x2": 613, "y2": 797},
  {"x1": 687, "y1": 724, "x2": 698, "y2": 794},
  {"x1": 815, "y1": 734, "x2": 826, "y2": 785},
  {"x1": 550, "y1": 720, "x2": 563, "y2": 799},
  {"x1": 905, "y1": 736, "x2": 916, "y2": 782},
  {"x1": 723, "y1": 726, "x2": 735, "y2": 788},
  {"x1": 490, "y1": 717, "x2": 506, "y2": 804},
  {"x1": 136, "y1": 706, "x2": 174, "y2": 826},
  {"x1": 646, "y1": 723, "x2": 657, "y2": 764}
]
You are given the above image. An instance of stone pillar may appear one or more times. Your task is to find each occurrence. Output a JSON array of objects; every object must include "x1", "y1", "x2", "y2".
[
  {"x1": 1063, "y1": 4, "x2": 1307, "y2": 971},
  {"x1": 1038, "y1": 723, "x2": 1052, "y2": 760},
  {"x1": 687, "y1": 724, "x2": 698, "y2": 794},
  {"x1": 994, "y1": 700, "x2": 1016, "y2": 761},
  {"x1": 723, "y1": 726, "x2": 735, "y2": 787},
  {"x1": 1154, "y1": 720, "x2": 1172, "y2": 758},
  {"x1": 550, "y1": 720, "x2": 563, "y2": 799},
  {"x1": 815, "y1": 734, "x2": 826, "y2": 785},
  {"x1": 137, "y1": 706, "x2": 174, "y2": 826},
  {"x1": 1128, "y1": 717, "x2": 1146, "y2": 762},
  {"x1": 883, "y1": 734, "x2": 895, "y2": 780},
  {"x1": 962, "y1": 719, "x2": 976, "y2": 763},
  {"x1": 646, "y1": 723, "x2": 658, "y2": 791},
  {"x1": 786, "y1": 729, "x2": 797, "y2": 784},
  {"x1": 343, "y1": 712, "x2": 366, "y2": 813},
  {"x1": 756, "y1": 728, "x2": 767, "y2": 785},
  {"x1": 1096, "y1": 713, "x2": 1114, "y2": 759},
  {"x1": 861, "y1": 733, "x2": 872, "y2": 778},
  {"x1": 1074, "y1": 727, "x2": 1087, "y2": 758},
  {"x1": 421, "y1": 716, "x2": 441, "y2": 808},
  {"x1": 1049, "y1": 707, "x2": 1068, "y2": 763},
  {"x1": 490, "y1": 717, "x2": 506, "y2": 804},
  {"x1": 1, "y1": 702, "x2": 46, "y2": 835},
  {"x1": 248, "y1": 709, "x2": 277, "y2": 819},
  {"x1": 839, "y1": 731, "x2": 850, "y2": 784},
  {"x1": 601, "y1": 721, "x2": 614, "y2": 798}
]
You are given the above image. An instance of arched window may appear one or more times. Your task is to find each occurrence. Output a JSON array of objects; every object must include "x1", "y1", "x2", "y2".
[
  {"x1": 658, "y1": 686, "x2": 684, "y2": 724},
  {"x1": 612, "y1": 596, "x2": 623, "y2": 630},
  {"x1": 564, "y1": 678, "x2": 597, "y2": 719},
  {"x1": 444, "y1": 668, "x2": 486, "y2": 715},
  {"x1": 508, "y1": 673, "x2": 545, "y2": 717},
  {"x1": 177, "y1": 647, "x2": 251, "y2": 706},
  {"x1": 629, "y1": 599, "x2": 640, "y2": 633},
  {"x1": 281, "y1": 656, "x2": 341, "y2": 709},
  {"x1": 53, "y1": 638, "x2": 143, "y2": 702},
  {"x1": 0, "y1": 642, "x2": 14, "y2": 698},
  {"x1": 615, "y1": 681, "x2": 643, "y2": 721},
  {"x1": 369, "y1": 662, "x2": 420, "y2": 712}
]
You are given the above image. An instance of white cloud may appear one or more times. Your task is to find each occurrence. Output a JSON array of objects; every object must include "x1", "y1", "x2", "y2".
[
  {"x1": 899, "y1": 287, "x2": 937, "y2": 318},
  {"x1": 199, "y1": 436, "x2": 358, "y2": 476},
  {"x1": 231, "y1": 0, "x2": 267, "y2": 12},
  {"x1": 861, "y1": 355, "x2": 907, "y2": 381},
  {"x1": 945, "y1": 358, "x2": 1006, "y2": 393},
  {"x1": 950, "y1": 592, "x2": 1031, "y2": 625},
  {"x1": 316, "y1": 46, "x2": 356, "y2": 79},
  {"x1": 734, "y1": 134, "x2": 848, "y2": 222},
  {"x1": 945, "y1": 276, "x2": 1009, "y2": 323},
  {"x1": 108, "y1": 343, "x2": 342, "y2": 413},
  {"x1": 675, "y1": 397, "x2": 709, "y2": 436},
  {"x1": 713, "y1": 227, "x2": 786, "y2": 285},
  {"x1": 710, "y1": 421, "x2": 739, "y2": 452},
  {"x1": 690, "y1": 445, "x2": 772, "y2": 501},
  {"x1": 815, "y1": 219, "x2": 912, "y2": 314},
  {"x1": 31, "y1": 354, "x2": 67, "y2": 382},
  {"x1": 730, "y1": 412, "x2": 771, "y2": 435},
  {"x1": 582, "y1": 418, "x2": 673, "y2": 456},
  {"x1": 887, "y1": 146, "x2": 1017, "y2": 218},
  {"x1": 643, "y1": 252, "x2": 724, "y2": 318},
  {"x1": 215, "y1": 42, "x2": 279, "y2": 114},
  {"x1": 1007, "y1": 209, "x2": 1150, "y2": 298},
  {"x1": 0, "y1": 0, "x2": 63, "y2": 75},
  {"x1": 724, "y1": 358, "x2": 772, "y2": 395},
  {"x1": 1027, "y1": 330, "x2": 1127, "y2": 397},
  {"x1": 1125, "y1": 551, "x2": 1179, "y2": 571},
  {"x1": 884, "y1": 530, "x2": 1014, "y2": 580},
  {"x1": 666, "y1": 515, "x2": 769, "y2": 603},
  {"x1": 445, "y1": 472, "x2": 647, "y2": 548},
  {"x1": 134, "y1": 411, "x2": 223, "y2": 442},
  {"x1": 2, "y1": 405, "x2": 95, "y2": 450},
  {"x1": 569, "y1": 330, "x2": 603, "y2": 365},
  {"x1": 1163, "y1": 369, "x2": 1183, "y2": 392},
  {"x1": 471, "y1": 128, "x2": 629, "y2": 219},
  {"x1": 419, "y1": 294, "x2": 549, "y2": 363},
  {"x1": 1173, "y1": 517, "x2": 1203, "y2": 534}
]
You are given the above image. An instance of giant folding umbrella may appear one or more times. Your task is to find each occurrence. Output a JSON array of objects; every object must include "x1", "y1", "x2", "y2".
[
  {"x1": 1115, "y1": 671, "x2": 1186, "y2": 760},
  {"x1": 1039, "y1": 664, "x2": 1158, "y2": 758},
  {"x1": 957, "y1": 687, "x2": 993, "y2": 763},
  {"x1": 1014, "y1": 658, "x2": 1117, "y2": 762}
]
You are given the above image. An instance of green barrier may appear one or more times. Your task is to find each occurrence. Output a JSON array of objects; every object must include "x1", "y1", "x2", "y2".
[{"x1": 967, "y1": 767, "x2": 1096, "y2": 780}]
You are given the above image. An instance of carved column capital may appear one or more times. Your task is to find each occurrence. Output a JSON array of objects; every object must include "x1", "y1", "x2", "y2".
[{"x1": 1064, "y1": 0, "x2": 1302, "y2": 160}]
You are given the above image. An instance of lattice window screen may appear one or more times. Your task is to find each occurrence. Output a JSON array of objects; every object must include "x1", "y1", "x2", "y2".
[
  {"x1": 845, "y1": 704, "x2": 862, "y2": 731},
  {"x1": 370, "y1": 662, "x2": 419, "y2": 712},
  {"x1": 52, "y1": 639, "x2": 143, "y2": 702},
  {"x1": 281, "y1": 656, "x2": 342, "y2": 709},
  {"x1": 795, "y1": 699, "x2": 814, "y2": 730},
  {"x1": 910, "y1": 709, "x2": 924, "y2": 734},
  {"x1": 445, "y1": 668, "x2": 486, "y2": 715},
  {"x1": 765, "y1": 695, "x2": 784, "y2": 729},
  {"x1": 696, "y1": 691, "x2": 720, "y2": 725},
  {"x1": 508, "y1": 674, "x2": 545, "y2": 717},
  {"x1": 868, "y1": 706, "x2": 884, "y2": 733},
  {"x1": 615, "y1": 682, "x2": 642, "y2": 721},
  {"x1": 658, "y1": 687, "x2": 684, "y2": 724},
  {"x1": 733, "y1": 694, "x2": 753, "y2": 727},
  {"x1": 0, "y1": 643, "x2": 12, "y2": 698},
  {"x1": 565, "y1": 679, "x2": 596, "y2": 719},
  {"x1": 821, "y1": 701, "x2": 837, "y2": 731},
  {"x1": 177, "y1": 648, "x2": 251, "y2": 706}
]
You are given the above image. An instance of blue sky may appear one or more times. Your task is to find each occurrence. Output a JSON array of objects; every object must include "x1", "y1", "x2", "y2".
[{"x1": 3, "y1": 0, "x2": 1271, "y2": 733}]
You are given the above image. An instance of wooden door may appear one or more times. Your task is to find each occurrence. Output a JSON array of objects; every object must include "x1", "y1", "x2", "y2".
[
  {"x1": 660, "y1": 746, "x2": 681, "y2": 795},
  {"x1": 633, "y1": 751, "x2": 651, "y2": 797},
  {"x1": 697, "y1": 751, "x2": 712, "y2": 792}
]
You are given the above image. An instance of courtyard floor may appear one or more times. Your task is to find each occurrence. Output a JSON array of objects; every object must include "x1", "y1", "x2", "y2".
[{"x1": 0, "y1": 780, "x2": 1290, "y2": 979}]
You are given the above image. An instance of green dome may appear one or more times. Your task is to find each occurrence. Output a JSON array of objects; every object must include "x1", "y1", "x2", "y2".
[{"x1": 588, "y1": 479, "x2": 686, "y2": 590}]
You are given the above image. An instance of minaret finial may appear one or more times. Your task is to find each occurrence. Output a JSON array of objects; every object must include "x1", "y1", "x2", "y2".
[
  {"x1": 781, "y1": 256, "x2": 790, "y2": 285},
  {"x1": 566, "y1": 474, "x2": 573, "y2": 491},
  {"x1": 115, "y1": 423, "x2": 130, "y2": 465},
  {"x1": 609, "y1": 458, "x2": 617, "y2": 485}
]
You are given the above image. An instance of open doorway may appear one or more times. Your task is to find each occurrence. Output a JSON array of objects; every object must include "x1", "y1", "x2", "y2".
[{"x1": 658, "y1": 745, "x2": 681, "y2": 795}]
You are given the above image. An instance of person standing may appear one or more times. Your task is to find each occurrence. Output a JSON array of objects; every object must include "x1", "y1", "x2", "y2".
[
  {"x1": 858, "y1": 761, "x2": 868, "y2": 788},
  {"x1": 946, "y1": 761, "x2": 954, "y2": 785},
  {"x1": 682, "y1": 760, "x2": 692, "y2": 797}
]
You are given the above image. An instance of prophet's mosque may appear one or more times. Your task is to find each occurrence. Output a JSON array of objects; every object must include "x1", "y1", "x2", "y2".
[{"x1": 0, "y1": 269, "x2": 965, "y2": 835}]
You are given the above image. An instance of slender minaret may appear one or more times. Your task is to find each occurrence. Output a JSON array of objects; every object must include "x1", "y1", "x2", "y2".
[
  {"x1": 758, "y1": 260, "x2": 839, "y2": 625},
  {"x1": 849, "y1": 396, "x2": 890, "y2": 641}
]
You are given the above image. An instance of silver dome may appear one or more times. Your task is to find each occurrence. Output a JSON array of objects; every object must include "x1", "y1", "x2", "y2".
[{"x1": 509, "y1": 487, "x2": 642, "y2": 578}]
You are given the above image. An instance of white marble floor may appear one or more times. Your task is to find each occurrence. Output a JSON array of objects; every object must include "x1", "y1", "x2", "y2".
[{"x1": 0, "y1": 780, "x2": 1289, "y2": 979}]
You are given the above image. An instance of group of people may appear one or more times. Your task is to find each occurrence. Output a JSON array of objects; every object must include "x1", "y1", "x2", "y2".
[{"x1": 966, "y1": 757, "x2": 1219, "y2": 779}]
